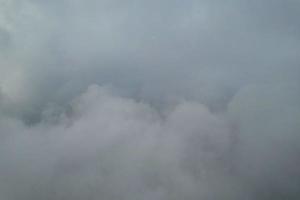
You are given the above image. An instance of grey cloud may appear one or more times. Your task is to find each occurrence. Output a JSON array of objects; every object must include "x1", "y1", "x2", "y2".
[
  {"x1": 228, "y1": 82, "x2": 300, "y2": 198},
  {"x1": 0, "y1": 0, "x2": 299, "y2": 199},
  {"x1": 0, "y1": 85, "x2": 247, "y2": 200}
]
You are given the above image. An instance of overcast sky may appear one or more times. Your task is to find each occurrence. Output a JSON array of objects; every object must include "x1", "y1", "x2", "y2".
[{"x1": 0, "y1": 0, "x2": 300, "y2": 199}]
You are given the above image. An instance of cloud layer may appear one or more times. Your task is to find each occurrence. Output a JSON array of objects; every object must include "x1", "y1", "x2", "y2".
[{"x1": 0, "y1": 0, "x2": 300, "y2": 199}]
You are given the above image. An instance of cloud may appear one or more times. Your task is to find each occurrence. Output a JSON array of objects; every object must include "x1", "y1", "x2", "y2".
[
  {"x1": 228, "y1": 82, "x2": 300, "y2": 198},
  {"x1": 0, "y1": 85, "x2": 248, "y2": 200},
  {"x1": 1, "y1": 0, "x2": 299, "y2": 117},
  {"x1": 0, "y1": 0, "x2": 299, "y2": 199}
]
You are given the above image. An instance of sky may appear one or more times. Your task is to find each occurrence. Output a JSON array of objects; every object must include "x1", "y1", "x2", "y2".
[{"x1": 0, "y1": 0, "x2": 300, "y2": 199}]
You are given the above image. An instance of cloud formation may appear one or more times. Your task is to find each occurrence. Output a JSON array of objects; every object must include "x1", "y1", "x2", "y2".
[
  {"x1": 0, "y1": 0, "x2": 299, "y2": 199},
  {"x1": 0, "y1": 85, "x2": 242, "y2": 199}
]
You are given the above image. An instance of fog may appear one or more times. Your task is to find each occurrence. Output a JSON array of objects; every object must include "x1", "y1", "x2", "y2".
[{"x1": 0, "y1": 0, "x2": 299, "y2": 199}]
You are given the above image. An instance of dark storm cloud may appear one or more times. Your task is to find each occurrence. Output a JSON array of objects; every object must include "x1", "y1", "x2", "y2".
[{"x1": 0, "y1": 0, "x2": 299, "y2": 199}]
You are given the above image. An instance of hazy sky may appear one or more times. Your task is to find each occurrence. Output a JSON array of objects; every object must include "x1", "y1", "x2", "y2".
[{"x1": 0, "y1": 0, "x2": 300, "y2": 199}]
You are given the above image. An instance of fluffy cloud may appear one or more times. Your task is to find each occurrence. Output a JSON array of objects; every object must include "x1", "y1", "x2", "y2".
[
  {"x1": 0, "y1": 85, "x2": 246, "y2": 200},
  {"x1": 0, "y1": 0, "x2": 299, "y2": 199}
]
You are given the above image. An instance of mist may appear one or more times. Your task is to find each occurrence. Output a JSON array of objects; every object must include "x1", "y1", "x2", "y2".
[{"x1": 0, "y1": 0, "x2": 300, "y2": 199}]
